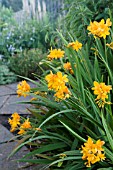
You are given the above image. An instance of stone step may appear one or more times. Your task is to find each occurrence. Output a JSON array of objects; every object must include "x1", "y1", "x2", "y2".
[
  {"x1": 0, "y1": 124, "x2": 44, "y2": 170},
  {"x1": 0, "y1": 81, "x2": 38, "y2": 115}
]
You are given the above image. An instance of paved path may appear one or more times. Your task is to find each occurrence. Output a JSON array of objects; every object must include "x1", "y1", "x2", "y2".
[
  {"x1": 0, "y1": 82, "x2": 35, "y2": 115},
  {"x1": 0, "y1": 82, "x2": 45, "y2": 170}
]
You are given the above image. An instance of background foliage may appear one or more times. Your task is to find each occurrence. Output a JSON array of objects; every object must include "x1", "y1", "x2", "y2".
[
  {"x1": 62, "y1": 0, "x2": 113, "y2": 43},
  {"x1": 0, "y1": 4, "x2": 56, "y2": 84},
  {"x1": 6, "y1": 0, "x2": 113, "y2": 169},
  {"x1": 0, "y1": 0, "x2": 22, "y2": 12}
]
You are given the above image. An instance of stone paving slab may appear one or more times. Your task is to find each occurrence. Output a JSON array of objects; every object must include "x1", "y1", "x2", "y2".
[
  {"x1": 0, "y1": 124, "x2": 13, "y2": 143},
  {"x1": 0, "y1": 142, "x2": 44, "y2": 170},
  {"x1": 0, "y1": 81, "x2": 46, "y2": 170},
  {"x1": 5, "y1": 82, "x2": 18, "y2": 91},
  {"x1": 0, "y1": 124, "x2": 45, "y2": 170},
  {"x1": 0, "y1": 81, "x2": 38, "y2": 115},
  {"x1": 0, "y1": 96, "x2": 9, "y2": 108},
  {"x1": 0, "y1": 95, "x2": 32, "y2": 114},
  {"x1": 0, "y1": 85, "x2": 16, "y2": 96},
  {"x1": 0, "y1": 81, "x2": 38, "y2": 97}
]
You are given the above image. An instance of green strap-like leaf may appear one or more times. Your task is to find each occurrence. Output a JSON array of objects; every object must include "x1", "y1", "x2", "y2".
[{"x1": 59, "y1": 120, "x2": 86, "y2": 142}]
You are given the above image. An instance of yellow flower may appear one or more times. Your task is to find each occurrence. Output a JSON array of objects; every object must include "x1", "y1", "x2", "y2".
[
  {"x1": 92, "y1": 81, "x2": 112, "y2": 107},
  {"x1": 67, "y1": 40, "x2": 82, "y2": 51},
  {"x1": 8, "y1": 112, "x2": 20, "y2": 132},
  {"x1": 17, "y1": 80, "x2": 30, "y2": 97},
  {"x1": 45, "y1": 71, "x2": 70, "y2": 100},
  {"x1": 47, "y1": 48, "x2": 65, "y2": 60},
  {"x1": 54, "y1": 87, "x2": 70, "y2": 100},
  {"x1": 87, "y1": 18, "x2": 112, "y2": 39},
  {"x1": 35, "y1": 127, "x2": 42, "y2": 131},
  {"x1": 59, "y1": 154, "x2": 67, "y2": 159},
  {"x1": 45, "y1": 71, "x2": 68, "y2": 91},
  {"x1": 45, "y1": 71, "x2": 57, "y2": 90},
  {"x1": 18, "y1": 118, "x2": 32, "y2": 135},
  {"x1": 91, "y1": 47, "x2": 99, "y2": 56},
  {"x1": 63, "y1": 62, "x2": 74, "y2": 74},
  {"x1": 30, "y1": 97, "x2": 37, "y2": 101},
  {"x1": 81, "y1": 137, "x2": 105, "y2": 167},
  {"x1": 55, "y1": 72, "x2": 68, "y2": 91},
  {"x1": 18, "y1": 129, "x2": 25, "y2": 135},
  {"x1": 106, "y1": 42, "x2": 113, "y2": 50},
  {"x1": 11, "y1": 112, "x2": 20, "y2": 120}
]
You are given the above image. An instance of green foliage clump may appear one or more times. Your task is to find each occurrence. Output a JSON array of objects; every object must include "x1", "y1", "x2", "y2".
[
  {"x1": 0, "y1": 4, "x2": 55, "y2": 84},
  {"x1": 1, "y1": 0, "x2": 23, "y2": 12},
  {"x1": 0, "y1": 9, "x2": 55, "y2": 59},
  {"x1": 8, "y1": 48, "x2": 47, "y2": 79},
  {"x1": 5, "y1": 0, "x2": 113, "y2": 169},
  {"x1": 63, "y1": 0, "x2": 113, "y2": 42},
  {"x1": 8, "y1": 16, "x2": 113, "y2": 169},
  {"x1": 0, "y1": 64, "x2": 17, "y2": 84}
]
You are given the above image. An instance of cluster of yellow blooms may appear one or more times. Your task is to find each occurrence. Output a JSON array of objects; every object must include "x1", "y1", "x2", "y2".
[
  {"x1": 87, "y1": 18, "x2": 112, "y2": 39},
  {"x1": 8, "y1": 112, "x2": 20, "y2": 132},
  {"x1": 18, "y1": 118, "x2": 32, "y2": 135},
  {"x1": 106, "y1": 42, "x2": 113, "y2": 50},
  {"x1": 67, "y1": 40, "x2": 82, "y2": 51},
  {"x1": 47, "y1": 40, "x2": 82, "y2": 61},
  {"x1": 47, "y1": 48, "x2": 65, "y2": 60},
  {"x1": 8, "y1": 112, "x2": 32, "y2": 134},
  {"x1": 92, "y1": 81, "x2": 112, "y2": 107},
  {"x1": 81, "y1": 137, "x2": 105, "y2": 167},
  {"x1": 17, "y1": 80, "x2": 31, "y2": 97},
  {"x1": 63, "y1": 62, "x2": 74, "y2": 74},
  {"x1": 45, "y1": 71, "x2": 70, "y2": 100}
]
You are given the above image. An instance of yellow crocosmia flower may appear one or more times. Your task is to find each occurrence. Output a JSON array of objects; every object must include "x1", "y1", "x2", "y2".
[
  {"x1": 8, "y1": 112, "x2": 20, "y2": 132},
  {"x1": 95, "y1": 139, "x2": 105, "y2": 151},
  {"x1": 20, "y1": 118, "x2": 32, "y2": 129},
  {"x1": 18, "y1": 118, "x2": 32, "y2": 135},
  {"x1": 81, "y1": 137, "x2": 105, "y2": 167},
  {"x1": 18, "y1": 129, "x2": 25, "y2": 135},
  {"x1": 91, "y1": 47, "x2": 99, "y2": 56},
  {"x1": 106, "y1": 18, "x2": 112, "y2": 27},
  {"x1": 11, "y1": 112, "x2": 20, "y2": 121},
  {"x1": 30, "y1": 97, "x2": 37, "y2": 101},
  {"x1": 67, "y1": 40, "x2": 82, "y2": 51},
  {"x1": 8, "y1": 118, "x2": 20, "y2": 132},
  {"x1": 92, "y1": 81, "x2": 112, "y2": 107},
  {"x1": 35, "y1": 128, "x2": 42, "y2": 131},
  {"x1": 45, "y1": 71, "x2": 68, "y2": 91},
  {"x1": 45, "y1": 71, "x2": 57, "y2": 90},
  {"x1": 64, "y1": 62, "x2": 71, "y2": 70},
  {"x1": 59, "y1": 154, "x2": 67, "y2": 159},
  {"x1": 17, "y1": 80, "x2": 30, "y2": 97},
  {"x1": 45, "y1": 71, "x2": 70, "y2": 100},
  {"x1": 87, "y1": 18, "x2": 112, "y2": 39},
  {"x1": 56, "y1": 71, "x2": 68, "y2": 83},
  {"x1": 63, "y1": 62, "x2": 74, "y2": 74},
  {"x1": 54, "y1": 86, "x2": 70, "y2": 100},
  {"x1": 106, "y1": 42, "x2": 113, "y2": 50},
  {"x1": 47, "y1": 48, "x2": 65, "y2": 60}
]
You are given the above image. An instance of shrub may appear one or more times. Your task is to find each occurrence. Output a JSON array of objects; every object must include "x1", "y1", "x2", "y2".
[
  {"x1": 8, "y1": 17, "x2": 113, "y2": 169},
  {"x1": 1, "y1": 0, "x2": 23, "y2": 12},
  {"x1": 0, "y1": 3, "x2": 56, "y2": 58},
  {"x1": 8, "y1": 48, "x2": 47, "y2": 79},
  {"x1": 62, "y1": 0, "x2": 113, "y2": 43},
  {"x1": 0, "y1": 17, "x2": 53, "y2": 57},
  {"x1": 0, "y1": 64, "x2": 17, "y2": 84}
]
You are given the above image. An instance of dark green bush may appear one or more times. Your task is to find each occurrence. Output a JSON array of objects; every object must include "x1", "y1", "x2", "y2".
[
  {"x1": 0, "y1": 15, "x2": 56, "y2": 61},
  {"x1": 8, "y1": 48, "x2": 47, "y2": 79}
]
